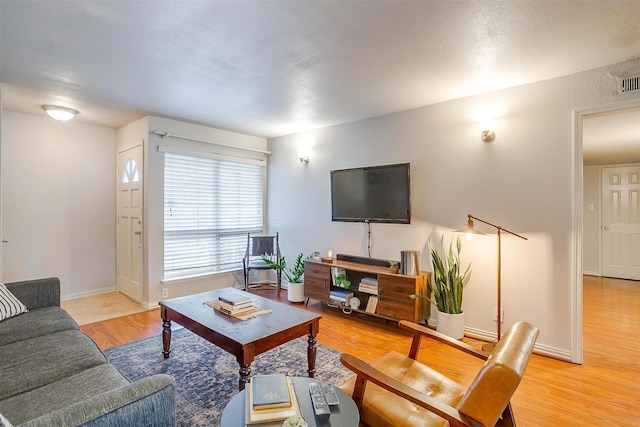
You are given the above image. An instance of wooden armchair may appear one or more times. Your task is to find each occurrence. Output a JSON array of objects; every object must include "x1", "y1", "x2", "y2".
[{"x1": 339, "y1": 320, "x2": 539, "y2": 427}]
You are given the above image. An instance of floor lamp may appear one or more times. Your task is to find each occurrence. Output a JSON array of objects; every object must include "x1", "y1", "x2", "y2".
[{"x1": 456, "y1": 214, "x2": 527, "y2": 351}]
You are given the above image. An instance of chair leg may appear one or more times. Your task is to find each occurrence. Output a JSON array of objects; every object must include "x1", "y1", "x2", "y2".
[
  {"x1": 243, "y1": 261, "x2": 248, "y2": 292},
  {"x1": 498, "y1": 403, "x2": 516, "y2": 427}
]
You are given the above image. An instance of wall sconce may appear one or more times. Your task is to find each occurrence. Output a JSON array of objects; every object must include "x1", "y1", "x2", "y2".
[
  {"x1": 481, "y1": 130, "x2": 495, "y2": 143},
  {"x1": 297, "y1": 150, "x2": 309, "y2": 165},
  {"x1": 42, "y1": 105, "x2": 79, "y2": 121}
]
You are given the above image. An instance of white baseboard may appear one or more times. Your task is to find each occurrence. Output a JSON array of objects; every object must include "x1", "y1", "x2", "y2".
[
  {"x1": 427, "y1": 322, "x2": 573, "y2": 363},
  {"x1": 61, "y1": 286, "x2": 117, "y2": 302}
]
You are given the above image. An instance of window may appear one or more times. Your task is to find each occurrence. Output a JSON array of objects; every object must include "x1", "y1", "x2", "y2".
[
  {"x1": 164, "y1": 152, "x2": 264, "y2": 280},
  {"x1": 121, "y1": 159, "x2": 139, "y2": 183}
]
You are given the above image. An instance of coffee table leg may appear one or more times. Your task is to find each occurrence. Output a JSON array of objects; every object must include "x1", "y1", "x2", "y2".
[
  {"x1": 307, "y1": 330, "x2": 317, "y2": 378},
  {"x1": 162, "y1": 315, "x2": 172, "y2": 359},
  {"x1": 239, "y1": 363, "x2": 252, "y2": 391}
]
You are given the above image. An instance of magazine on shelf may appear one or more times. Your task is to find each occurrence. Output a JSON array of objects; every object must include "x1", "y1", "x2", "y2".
[
  {"x1": 365, "y1": 296, "x2": 378, "y2": 313},
  {"x1": 358, "y1": 283, "x2": 378, "y2": 294}
]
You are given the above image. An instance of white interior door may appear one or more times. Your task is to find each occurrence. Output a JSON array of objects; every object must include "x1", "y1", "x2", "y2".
[
  {"x1": 602, "y1": 164, "x2": 640, "y2": 280},
  {"x1": 117, "y1": 145, "x2": 144, "y2": 302}
]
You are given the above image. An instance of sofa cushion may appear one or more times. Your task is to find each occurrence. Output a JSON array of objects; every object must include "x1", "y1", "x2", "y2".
[
  {"x1": 0, "y1": 284, "x2": 28, "y2": 322},
  {"x1": 0, "y1": 364, "x2": 130, "y2": 425},
  {"x1": 0, "y1": 330, "x2": 107, "y2": 400},
  {"x1": 0, "y1": 307, "x2": 79, "y2": 347}
]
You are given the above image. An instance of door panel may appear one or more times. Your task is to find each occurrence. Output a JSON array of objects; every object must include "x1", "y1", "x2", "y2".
[
  {"x1": 602, "y1": 165, "x2": 640, "y2": 280},
  {"x1": 117, "y1": 145, "x2": 144, "y2": 302}
]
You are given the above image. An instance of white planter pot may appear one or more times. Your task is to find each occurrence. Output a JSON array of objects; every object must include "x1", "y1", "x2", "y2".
[
  {"x1": 287, "y1": 281, "x2": 305, "y2": 302},
  {"x1": 436, "y1": 310, "x2": 465, "y2": 339}
]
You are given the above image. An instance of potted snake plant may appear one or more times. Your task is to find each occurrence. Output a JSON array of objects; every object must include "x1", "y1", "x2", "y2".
[{"x1": 411, "y1": 234, "x2": 470, "y2": 339}]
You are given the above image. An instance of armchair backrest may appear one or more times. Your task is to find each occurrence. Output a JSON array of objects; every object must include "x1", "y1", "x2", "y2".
[
  {"x1": 456, "y1": 321, "x2": 539, "y2": 427},
  {"x1": 245, "y1": 233, "x2": 280, "y2": 258}
]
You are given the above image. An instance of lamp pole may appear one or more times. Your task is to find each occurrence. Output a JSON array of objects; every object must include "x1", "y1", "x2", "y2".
[{"x1": 462, "y1": 214, "x2": 527, "y2": 349}]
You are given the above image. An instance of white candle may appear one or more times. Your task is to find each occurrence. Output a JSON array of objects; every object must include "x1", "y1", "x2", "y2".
[{"x1": 327, "y1": 250, "x2": 333, "y2": 258}]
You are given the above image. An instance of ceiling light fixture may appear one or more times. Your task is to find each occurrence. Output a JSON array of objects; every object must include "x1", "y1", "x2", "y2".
[{"x1": 42, "y1": 105, "x2": 79, "y2": 121}]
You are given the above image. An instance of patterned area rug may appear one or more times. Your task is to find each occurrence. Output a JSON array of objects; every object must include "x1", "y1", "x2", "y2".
[{"x1": 104, "y1": 328, "x2": 354, "y2": 426}]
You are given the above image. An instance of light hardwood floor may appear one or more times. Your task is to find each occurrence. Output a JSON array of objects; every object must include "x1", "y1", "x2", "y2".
[
  {"x1": 80, "y1": 276, "x2": 639, "y2": 426},
  {"x1": 62, "y1": 292, "x2": 148, "y2": 325}
]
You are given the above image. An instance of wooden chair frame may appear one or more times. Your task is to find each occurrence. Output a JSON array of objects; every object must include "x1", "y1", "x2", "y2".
[
  {"x1": 242, "y1": 232, "x2": 281, "y2": 296},
  {"x1": 340, "y1": 320, "x2": 520, "y2": 427}
]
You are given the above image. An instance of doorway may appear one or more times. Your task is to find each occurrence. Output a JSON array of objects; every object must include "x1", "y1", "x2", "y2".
[
  {"x1": 116, "y1": 144, "x2": 144, "y2": 303},
  {"x1": 576, "y1": 100, "x2": 640, "y2": 363}
]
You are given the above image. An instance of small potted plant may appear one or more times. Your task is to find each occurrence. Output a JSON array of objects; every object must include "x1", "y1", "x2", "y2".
[
  {"x1": 389, "y1": 261, "x2": 400, "y2": 274},
  {"x1": 410, "y1": 235, "x2": 470, "y2": 339},
  {"x1": 263, "y1": 253, "x2": 309, "y2": 302}
]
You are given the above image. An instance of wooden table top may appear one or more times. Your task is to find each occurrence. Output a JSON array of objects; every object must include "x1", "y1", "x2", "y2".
[{"x1": 160, "y1": 287, "x2": 321, "y2": 346}]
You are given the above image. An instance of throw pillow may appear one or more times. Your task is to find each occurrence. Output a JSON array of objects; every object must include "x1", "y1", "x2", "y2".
[
  {"x1": 0, "y1": 283, "x2": 28, "y2": 321},
  {"x1": 0, "y1": 412, "x2": 14, "y2": 427}
]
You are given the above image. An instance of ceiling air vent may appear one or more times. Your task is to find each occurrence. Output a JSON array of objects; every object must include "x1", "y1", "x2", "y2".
[{"x1": 620, "y1": 75, "x2": 640, "y2": 94}]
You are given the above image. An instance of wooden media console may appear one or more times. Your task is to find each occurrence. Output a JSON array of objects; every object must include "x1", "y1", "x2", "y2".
[{"x1": 304, "y1": 254, "x2": 430, "y2": 323}]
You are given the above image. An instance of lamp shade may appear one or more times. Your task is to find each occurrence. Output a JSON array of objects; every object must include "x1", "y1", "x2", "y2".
[
  {"x1": 42, "y1": 105, "x2": 78, "y2": 121},
  {"x1": 455, "y1": 217, "x2": 487, "y2": 240}
]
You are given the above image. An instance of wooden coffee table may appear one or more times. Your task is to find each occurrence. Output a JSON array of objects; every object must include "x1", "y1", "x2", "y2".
[{"x1": 160, "y1": 288, "x2": 321, "y2": 390}]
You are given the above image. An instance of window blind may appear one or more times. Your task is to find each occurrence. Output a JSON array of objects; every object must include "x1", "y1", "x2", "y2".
[{"x1": 164, "y1": 152, "x2": 264, "y2": 280}]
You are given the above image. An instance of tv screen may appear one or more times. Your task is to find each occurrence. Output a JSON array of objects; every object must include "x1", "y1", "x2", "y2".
[{"x1": 331, "y1": 163, "x2": 411, "y2": 224}]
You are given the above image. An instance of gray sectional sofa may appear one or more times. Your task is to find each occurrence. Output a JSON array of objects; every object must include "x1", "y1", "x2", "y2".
[{"x1": 0, "y1": 278, "x2": 176, "y2": 426}]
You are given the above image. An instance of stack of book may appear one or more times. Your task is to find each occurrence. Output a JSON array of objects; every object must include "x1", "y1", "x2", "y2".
[
  {"x1": 358, "y1": 277, "x2": 378, "y2": 295},
  {"x1": 212, "y1": 294, "x2": 258, "y2": 318},
  {"x1": 245, "y1": 374, "x2": 300, "y2": 425}
]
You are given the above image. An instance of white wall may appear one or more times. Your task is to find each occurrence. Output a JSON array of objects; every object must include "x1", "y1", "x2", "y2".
[
  {"x1": 1, "y1": 111, "x2": 116, "y2": 297},
  {"x1": 267, "y1": 58, "x2": 640, "y2": 361},
  {"x1": 118, "y1": 116, "x2": 268, "y2": 306}
]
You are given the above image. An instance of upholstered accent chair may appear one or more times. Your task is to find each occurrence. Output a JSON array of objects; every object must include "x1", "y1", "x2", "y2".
[{"x1": 339, "y1": 320, "x2": 539, "y2": 427}]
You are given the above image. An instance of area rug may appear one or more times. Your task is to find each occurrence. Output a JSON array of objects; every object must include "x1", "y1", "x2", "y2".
[{"x1": 104, "y1": 328, "x2": 354, "y2": 426}]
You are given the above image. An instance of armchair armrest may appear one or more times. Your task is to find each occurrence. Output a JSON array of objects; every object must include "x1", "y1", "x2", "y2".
[
  {"x1": 5, "y1": 277, "x2": 61, "y2": 309},
  {"x1": 340, "y1": 353, "x2": 473, "y2": 427},
  {"x1": 399, "y1": 320, "x2": 489, "y2": 361}
]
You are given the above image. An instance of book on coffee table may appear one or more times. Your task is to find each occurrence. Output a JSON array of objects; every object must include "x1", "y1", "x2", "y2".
[
  {"x1": 216, "y1": 299, "x2": 254, "y2": 312},
  {"x1": 218, "y1": 293, "x2": 252, "y2": 306},
  {"x1": 252, "y1": 374, "x2": 291, "y2": 409},
  {"x1": 245, "y1": 375, "x2": 300, "y2": 424}
]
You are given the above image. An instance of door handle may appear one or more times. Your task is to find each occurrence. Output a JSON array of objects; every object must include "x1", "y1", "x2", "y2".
[
  {"x1": 134, "y1": 231, "x2": 142, "y2": 236},
  {"x1": 603, "y1": 225, "x2": 610, "y2": 230}
]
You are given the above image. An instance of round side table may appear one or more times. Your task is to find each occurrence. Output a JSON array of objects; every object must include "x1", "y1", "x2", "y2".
[{"x1": 221, "y1": 376, "x2": 359, "y2": 427}]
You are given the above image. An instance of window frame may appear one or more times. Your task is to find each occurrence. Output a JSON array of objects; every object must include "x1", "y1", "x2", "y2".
[{"x1": 161, "y1": 147, "x2": 266, "y2": 281}]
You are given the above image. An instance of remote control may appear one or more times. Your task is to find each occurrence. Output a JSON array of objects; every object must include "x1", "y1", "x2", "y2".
[
  {"x1": 308, "y1": 382, "x2": 331, "y2": 419},
  {"x1": 322, "y1": 383, "x2": 340, "y2": 405}
]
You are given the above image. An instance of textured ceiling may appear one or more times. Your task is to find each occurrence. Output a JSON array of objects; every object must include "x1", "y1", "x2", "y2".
[{"x1": 1, "y1": 0, "x2": 640, "y2": 161}]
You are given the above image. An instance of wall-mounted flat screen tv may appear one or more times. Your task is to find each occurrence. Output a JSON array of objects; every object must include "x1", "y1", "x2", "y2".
[{"x1": 331, "y1": 163, "x2": 411, "y2": 224}]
